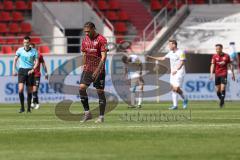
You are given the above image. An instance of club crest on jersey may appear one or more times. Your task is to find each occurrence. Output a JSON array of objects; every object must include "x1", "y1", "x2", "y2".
[{"x1": 93, "y1": 41, "x2": 98, "y2": 46}]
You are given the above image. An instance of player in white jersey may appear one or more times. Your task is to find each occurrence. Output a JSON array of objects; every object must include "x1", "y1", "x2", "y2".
[
  {"x1": 122, "y1": 54, "x2": 144, "y2": 108},
  {"x1": 228, "y1": 42, "x2": 239, "y2": 72},
  {"x1": 152, "y1": 40, "x2": 188, "y2": 109}
]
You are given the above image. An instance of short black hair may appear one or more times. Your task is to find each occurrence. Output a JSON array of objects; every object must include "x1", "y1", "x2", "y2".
[
  {"x1": 215, "y1": 44, "x2": 223, "y2": 48},
  {"x1": 84, "y1": 21, "x2": 96, "y2": 29},
  {"x1": 24, "y1": 36, "x2": 31, "y2": 41},
  {"x1": 169, "y1": 39, "x2": 177, "y2": 46},
  {"x1": 122, "y1": 55, "x2": 128, "y2": 63}
]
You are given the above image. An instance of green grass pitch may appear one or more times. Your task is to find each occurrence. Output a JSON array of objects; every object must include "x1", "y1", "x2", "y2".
[{"x1": 0, "y1": 101, "x2": 240, "y2": 160}]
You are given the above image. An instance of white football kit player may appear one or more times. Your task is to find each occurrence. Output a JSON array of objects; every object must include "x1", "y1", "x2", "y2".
[{"x1": 164, "y1": 49, "x2": 186, "y2": 87}]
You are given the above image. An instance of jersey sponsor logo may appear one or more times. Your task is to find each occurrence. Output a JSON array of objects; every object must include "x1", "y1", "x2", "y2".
[
  {"x1": 86, "y1": 48, "x2": 97, "y2": 52},
  {"x1": 84, "y1": 42, "x2": 90, "y2": 46},
  {"x1": 217, "y1": 61, "x2": 226, "y2": 65}
]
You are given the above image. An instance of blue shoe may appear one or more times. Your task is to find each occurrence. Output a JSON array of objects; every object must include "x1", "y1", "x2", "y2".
[
  {"x1": 168, "y1": 106, "x2": 178, "y2": 110},
  {"x1": 183, "y1": 99, "x2": 188, "y2": 109}
]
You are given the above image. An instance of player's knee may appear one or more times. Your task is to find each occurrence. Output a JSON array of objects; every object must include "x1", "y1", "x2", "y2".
[
  {"x1": 18, "y1": 89, "x2": 24, "y2": 93},
  {"x1": 79, "y1": 84, "x2": 87, "y2": 91}
]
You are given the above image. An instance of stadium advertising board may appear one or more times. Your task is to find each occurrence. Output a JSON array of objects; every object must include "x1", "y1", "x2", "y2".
[{"x1": 0, "y1": 55, "x2": 239, "y2": 103}]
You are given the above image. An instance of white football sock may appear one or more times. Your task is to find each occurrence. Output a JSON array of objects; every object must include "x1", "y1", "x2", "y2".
[
  {"x1": 172, "y1": 91, "x2": 178, "y2": 107},
  {"x1": 131, "y1": 92, "x2": 135, "y2": 105},
  {"x1": 138, "y1": 91, "x2": 143, "y2": 106}
]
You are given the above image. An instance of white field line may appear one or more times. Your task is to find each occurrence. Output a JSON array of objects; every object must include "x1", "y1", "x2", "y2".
[{"x1": 1, "y1": 124, "x2": 240, "y2": 132}]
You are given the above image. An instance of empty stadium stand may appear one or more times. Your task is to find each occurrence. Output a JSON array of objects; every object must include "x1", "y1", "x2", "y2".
[{"x1": 0, "y1": 0, "x2": 240, "y2": 54}]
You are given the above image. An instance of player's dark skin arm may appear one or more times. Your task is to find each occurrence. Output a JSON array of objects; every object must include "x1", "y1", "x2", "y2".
[{"x1": 92, "y1": 51, "x2": 107, "y2": 81}]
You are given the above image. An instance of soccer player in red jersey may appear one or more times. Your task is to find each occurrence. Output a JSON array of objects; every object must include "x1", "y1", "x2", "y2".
[
  {"x1": 79, "y1": 22, "x2": 107, "y2": 123},
  {"x1": 30, "y1": 43, "x2": 48, "y2": 109},
  {"x1": 210, "y1": 44, "x2": 235, "y2": 108}
]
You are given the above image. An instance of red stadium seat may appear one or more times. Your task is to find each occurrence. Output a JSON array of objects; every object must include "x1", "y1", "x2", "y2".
[
  {"x1": 27, "y1": 1, "x2": 33, "y2": 11},
  {"x1": 39, "y1": 46, "x2": 50, "y2": 54},
  {"x1": 9, "y1": 23, "x2": 20, "y2": 34},
  {"x1": 97, "y1": 0, "x2": 108, "y2": 11},
  {"x1": 165, "y1": 1, "x2": 175, "y2": 10},
  {"x1": 176, "y1": 0, "x2": 184, "y2": 9},
  {"x1": 114, "y1": 22, "x2": 127, "y2": 33},
  {"x1": 186, "y1": 0, "x2": 193, "y2": 4},
  {"x1": 162, "y1": 0, "x2": 175, "y2": 9},
  {"x1": 0, "y1": 2, "x2": 3, "y2": 11},
  {"x1": 3, "y1": 1, "x2": 14, "y2": 11},
  {"x1": 195, "y1": 0, "x2": 205, "y2": 4},
  {"x1": 150, "y1": 0, "x2": 162, "y2": 11},
  {"x1": 12, "y1": 12, "x2": 24, "y2": 22},
  {"x1": 109, "y1": 0, "x2": 120, "y2": 10},
  {"x1": 0, "y1": 36, "x2": 6, "y2": 44},
  {"x1": 118, "y1": 11, "x2": 129, "y2": 21},
  {"x1": 31, "y1": 37, "x2": 41, "y2": 44},
  {"x1": 233, "y1": 0, "x2": 240, "y2": 3},
  {"x1": 1, "y1": 46, "x2": 13, "y2": 54},
  {"x1": 106, "y1": 11, "x2": 118, "y2": 21},
  {"x1": 61, "y1": 0, "x2": 79, "y2": 1},
  {"x1": 20, "y1": 22, "x2": 32, "y2": 33},
  {"x1": 12, "y1": 46, "x2": 19, "y2": 53},
  {"x1": 15, "y1": 1, "x2": 28, "y2": 11},
  {"x1": 0, "y1": 23, "x2": 8, "y2": 34},
  {"x1": 0, "y1": 11, "x2": 12, "y2": 22},
  {"x1": 115, "y1": 34, "x2": 124, "y2": 44},
  {"x1": 6, "y1": 38, "x2": 19, "y2": 44}
]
